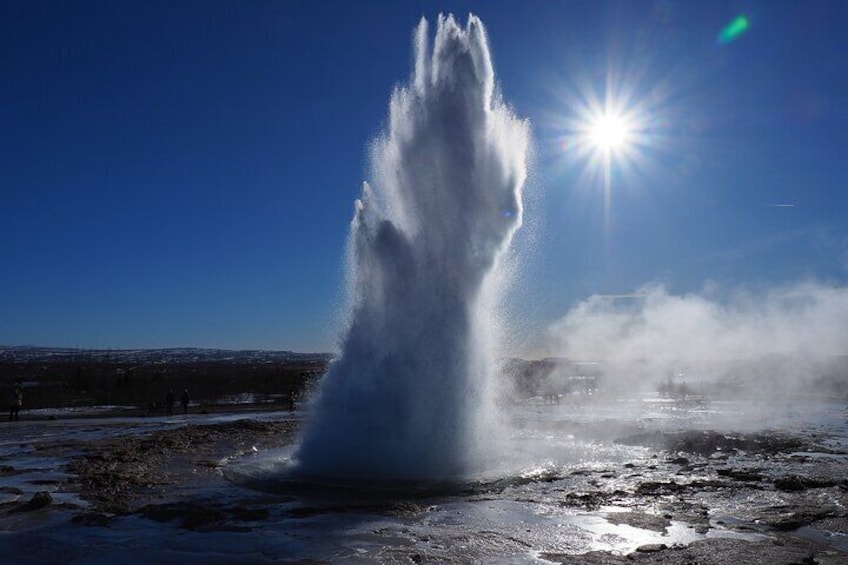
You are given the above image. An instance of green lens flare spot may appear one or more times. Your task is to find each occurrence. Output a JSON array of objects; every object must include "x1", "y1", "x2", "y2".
[{"x1": 718, "y1": 15, "x2": 750, "y2": 44}]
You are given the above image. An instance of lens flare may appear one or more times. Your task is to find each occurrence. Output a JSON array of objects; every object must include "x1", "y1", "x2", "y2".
[{"x1": 718, "y1": 15, "x2": 750, "y2": 44}]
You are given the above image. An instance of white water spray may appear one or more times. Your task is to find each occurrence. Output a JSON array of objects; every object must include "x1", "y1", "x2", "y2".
[{"x1": 295, "y1": 14, "x2": 530, "y2": 480}]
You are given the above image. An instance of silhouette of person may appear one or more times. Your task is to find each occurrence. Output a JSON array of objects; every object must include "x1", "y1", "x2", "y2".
[
  {"x1": 8, "y1": 383, "x2": 23, "y2": 421},
  {"x1": 180, "y1": 389, "x2": 190, "y2": 415},
  {"x1": 166, "y1": 389, "x2": 175, "y2": 415}
]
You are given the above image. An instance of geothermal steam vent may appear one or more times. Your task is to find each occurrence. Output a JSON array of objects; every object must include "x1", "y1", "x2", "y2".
[{"x1": 295, "y1": 14, "x2": 530, "y2": 480}]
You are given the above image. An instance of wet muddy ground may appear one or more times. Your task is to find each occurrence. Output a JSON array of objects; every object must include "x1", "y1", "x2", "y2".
[{"x1": 0, "y1": 398, "x2": 845, "y2": 563}]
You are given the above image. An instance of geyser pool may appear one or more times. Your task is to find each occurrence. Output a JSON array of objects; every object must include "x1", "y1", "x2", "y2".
[{"x1": 294, "y1": 14, "x2": 530, "y2": 480}]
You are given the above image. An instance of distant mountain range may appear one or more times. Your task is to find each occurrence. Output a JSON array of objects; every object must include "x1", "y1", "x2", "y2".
[{"x1": 0, "y1": 346, "x2": 332, "y2": 365}]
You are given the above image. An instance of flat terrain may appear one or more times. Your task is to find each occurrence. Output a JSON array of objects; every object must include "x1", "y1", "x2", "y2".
[{"x1": 0, "y1": 397, "x2": 845, "y2": 563}]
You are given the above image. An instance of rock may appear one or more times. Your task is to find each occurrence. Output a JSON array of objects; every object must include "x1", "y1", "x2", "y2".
[
  {"x1": 16, "y1": 491, "x2": 52, "y2": 512},
  {"x1": 564, "y1": 492, "x2": 609, "y2": 509},
  {"x1": 636, "y1": 481, "x2": 686, "y2": 495},
  {"x1": 139, "y1": 502, "x2": 225, "y2": 530},
  {"x1": 228, "y1": 507, "x2": 269, "y2": 521},
  {"x1": 773, "y1": 475, "x2": 838, "y2": 491},
  {"x1": 634, "y1": 543, "x2": 667, "y2": 553},
  {"x1": 181, "y1": 506, "x2": 225, "y2": 530},
  {"x1": 71, "y1": 512, "x2": 111, "y2": 527},
  {"x1": 716, "y1": 468, "x2": 763, "y2": 482},
  {"x1": 28, "y1": 491, "x2": 52, "y2": 508},
  {"x1": 606, "y1": 512, "x2": 671, "y2": 533}
]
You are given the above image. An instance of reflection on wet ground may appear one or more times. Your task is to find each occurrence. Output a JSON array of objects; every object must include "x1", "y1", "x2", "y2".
[{"x1": 0, "y1": 396, "x2": 844, "y2": 563}]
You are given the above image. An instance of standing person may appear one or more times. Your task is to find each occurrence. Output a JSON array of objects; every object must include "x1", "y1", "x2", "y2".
[
  {"x1": 180, "y1": 388, "x2": 190, "y2": 415},
  {"x1": 8, "y1": 383, "x2": 23, "y2": 421},
  {"x1": 166, "y1": 389, "x2": 175, "y2": 415}
]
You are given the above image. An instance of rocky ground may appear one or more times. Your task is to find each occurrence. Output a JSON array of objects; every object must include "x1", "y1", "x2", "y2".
[
  {"x1": 537, "y1": 428, "x2": 848, "y2": 564},
  {"x1": 0, "y1": 408, "x2": 845, "y2": 563},
  {"x1": 63, "y1": 419, "x2": 299, "y2": 515}
]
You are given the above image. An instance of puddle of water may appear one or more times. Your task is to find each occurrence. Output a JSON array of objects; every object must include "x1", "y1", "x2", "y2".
[{"x1": 792, "y1": 526, "x2": 848, "y2": 552}]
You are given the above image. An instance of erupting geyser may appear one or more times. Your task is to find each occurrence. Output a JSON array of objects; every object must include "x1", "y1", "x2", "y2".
[{"x1": 295, "y1": 14, "x2": 530, "y2": 480}]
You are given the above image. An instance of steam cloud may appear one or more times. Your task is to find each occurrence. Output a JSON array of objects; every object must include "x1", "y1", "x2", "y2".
[{"x1": 547, "y1": 282, "x2": 848, "y2": 393}]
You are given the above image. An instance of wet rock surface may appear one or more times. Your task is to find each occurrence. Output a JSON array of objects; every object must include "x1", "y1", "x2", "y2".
[
  {"x1": 0, "y1": 401, "x2": 845, "y2": 563},
  {"x1": 61, "y1": 419, "x2": 297, "y2": 514},
  {"x1": 604, "y1": 512, "x2": 671, "y2": 533},
  {"x1": 540, "y1": 538, "x2": 824, "y2": 564},
  {"x1": 14, "y1": 491, "x2": 52, "y2": 512},
  {"x1": 615, "y1": 429, "x2": 806, "y2": 456}
]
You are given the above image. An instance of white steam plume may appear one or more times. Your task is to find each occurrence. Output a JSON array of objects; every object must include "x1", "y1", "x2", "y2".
[{"x1": 547, "y1": 282, "x2": 848, "y2": 393}]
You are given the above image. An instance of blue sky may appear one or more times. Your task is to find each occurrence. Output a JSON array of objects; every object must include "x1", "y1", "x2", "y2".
[{"x1": 2, "y1": 1, "x2": 846, "y2": 352}]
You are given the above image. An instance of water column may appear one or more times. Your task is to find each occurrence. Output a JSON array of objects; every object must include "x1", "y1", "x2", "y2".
[{"x1": 295, "y1": 14, "x2": 530, "y2": 480}]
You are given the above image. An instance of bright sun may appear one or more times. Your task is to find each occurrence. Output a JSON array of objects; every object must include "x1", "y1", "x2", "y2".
[{"x1": 588, "y1": 113, "x2": 631, "y2": 151}]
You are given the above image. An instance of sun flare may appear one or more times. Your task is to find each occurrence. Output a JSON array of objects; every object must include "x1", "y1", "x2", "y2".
[
  {"x1": 588, "y1": 113, "x2": 631, "y2": 151},
  {"x1": 557, "y1": 87, "x2": 655, "y2": 242}
]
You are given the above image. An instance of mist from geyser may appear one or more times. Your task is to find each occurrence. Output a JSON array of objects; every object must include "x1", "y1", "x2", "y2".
[{"x1": 294, "y1": 14, "x2": 530, "y2": 480}]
